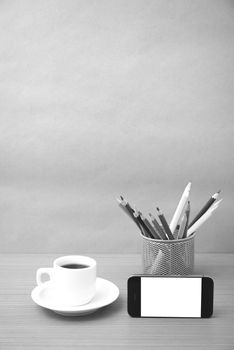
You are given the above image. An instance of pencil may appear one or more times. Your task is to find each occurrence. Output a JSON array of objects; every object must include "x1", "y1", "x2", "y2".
[
  {"x1": 187, "y1": 199, "x2": 221, "y2": 236},
  {"x1": 173, "y1": 224, "x2": 180, "y2": 239},
  {"x1": 210, "y1": 198, "x2": 223, "y2": 210},
  {"x1": 133, "y1": 208, "x2": 154, "y2": 238},
  {"x1": 182, "y1": 201, "x2": 190, "y2": 238},
  {"x1": 117, "y1": 197, "x2": 154, "y2": 238},
  {"x1": 150, "y1": 250, "x2": 167, "y2": 274},
  {"x1": 117, "y1": 198, "x2": 151, "y2": 241},
  {"x1": 188, "y1": 190, "x2": 220, "y2": 228},
  {"x1": 170, "y1": 182, "x2": 191, "y2": 234},
  {"x1": 140, "y1": 214, "x2": 161, "y2": 239},
  {"x1": 116, "y1": 198, "x2": 132, "y2": 218},
  {"x1": 187, "y1": 211, "x2": 212, "y2": 236},
  {"x1": 118, "y1": 197, "x2": 141, "y2": 229},
  {"x1": 120, "y1": 196, "x2": 136, "y2": 217},
  {"x1": 149, "y1": 213, "x2": 168, "y2": 240},
  {"x1": 156, "y1": 207, "x2": 174, "y2": 240},
  {"x1": 177, "y1": 214, "x2": 187, "y2": 239}
]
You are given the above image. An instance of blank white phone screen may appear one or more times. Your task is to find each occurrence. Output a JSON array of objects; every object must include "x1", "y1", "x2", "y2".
[{"x1": 141, "y1": 277, "x2": 202, "y2": 317}]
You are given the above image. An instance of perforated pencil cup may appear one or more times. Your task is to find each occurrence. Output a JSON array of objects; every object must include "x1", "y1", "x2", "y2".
[{"x1": 142, "y1": 234, "x2": 195, "y2": 275}]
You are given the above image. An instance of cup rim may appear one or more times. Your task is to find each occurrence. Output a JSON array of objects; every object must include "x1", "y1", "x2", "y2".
[{"x1": 54, "y1": 255, "x2": 96, "y2": 270}]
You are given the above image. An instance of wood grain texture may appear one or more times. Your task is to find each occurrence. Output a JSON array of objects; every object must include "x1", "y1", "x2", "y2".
[{"x1": 0, "y1": 254, "x2": 234, "y2": 349}]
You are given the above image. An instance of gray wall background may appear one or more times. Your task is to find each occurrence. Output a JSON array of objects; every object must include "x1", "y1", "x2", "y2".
[{"x1": 0, "y1": 0, "x2": 233, "y2": 253}]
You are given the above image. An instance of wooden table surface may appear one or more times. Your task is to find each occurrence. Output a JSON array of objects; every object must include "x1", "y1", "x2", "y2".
[{"x1": 0, "y1": 253, "x2": 233, "y2": 349}]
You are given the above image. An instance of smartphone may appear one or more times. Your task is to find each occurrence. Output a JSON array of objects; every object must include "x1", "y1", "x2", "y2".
[{"x1": 128, "y1": 275, "x2": 213, "y2": 318}]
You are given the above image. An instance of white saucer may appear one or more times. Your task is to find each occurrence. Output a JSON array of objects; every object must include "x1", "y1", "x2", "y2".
[{"x1": 31, "y1": 277, "x2": 119, "y2": 316}]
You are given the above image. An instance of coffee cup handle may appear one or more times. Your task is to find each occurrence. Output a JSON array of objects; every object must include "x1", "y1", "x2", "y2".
[{"x1": 36, "y1": 268, "x2": 53, "y2": 286}]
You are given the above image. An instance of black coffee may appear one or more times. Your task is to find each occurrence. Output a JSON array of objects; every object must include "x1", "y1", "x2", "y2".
[{"x1": 61, "y1": 263, "x2": 89, "y2": 269}]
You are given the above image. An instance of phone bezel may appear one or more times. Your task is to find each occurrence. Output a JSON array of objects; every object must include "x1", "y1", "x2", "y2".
[
  {"x1": 127, "y1": 275, "x2": 214, "y2": 318},
  {"x1": 127, "y1": 276, "x2": 141, "y2": 317},
  {"x1": 201, "y1": 277, "x2": 214, "y2": 318}
]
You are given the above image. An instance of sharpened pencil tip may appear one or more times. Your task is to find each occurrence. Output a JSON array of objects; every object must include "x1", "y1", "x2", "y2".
[
  {"x1": 120, "y1": 195, "x2": 124, "y2": 200},
  {"x1": 217, "y1": 189, "x2": 221, "y2": 194}
]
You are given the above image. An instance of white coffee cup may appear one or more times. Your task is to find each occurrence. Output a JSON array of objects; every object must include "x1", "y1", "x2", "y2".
[{"x1": 36, "y1": 255, "x2": 96, "y2": 306}]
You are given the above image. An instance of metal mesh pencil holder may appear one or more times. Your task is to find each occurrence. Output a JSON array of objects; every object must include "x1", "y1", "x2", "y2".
[{"x1": 142, "y1": 234, "x2": 195, "y2": 275}]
